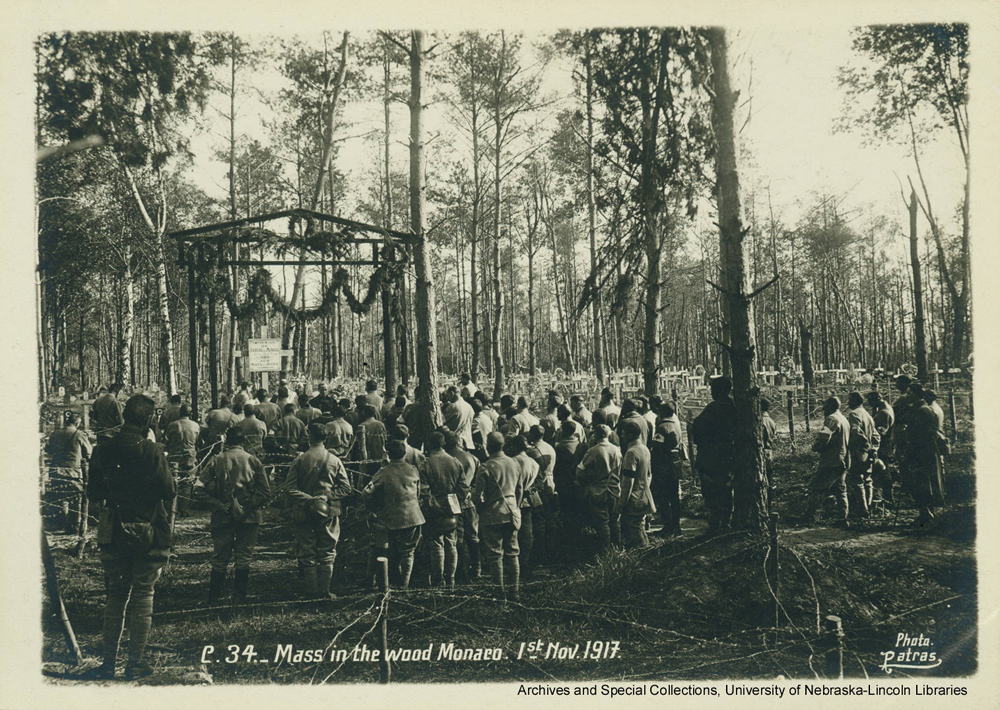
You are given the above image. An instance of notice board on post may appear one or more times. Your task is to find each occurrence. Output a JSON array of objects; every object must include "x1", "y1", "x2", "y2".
[{"x1": 246, "y1": 338, "x2": 284, "y2": 372}]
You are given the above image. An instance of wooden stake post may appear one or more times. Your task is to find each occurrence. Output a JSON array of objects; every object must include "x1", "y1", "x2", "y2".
[
  {"x1": 785, "y1": 391, "x2": 794, "y2": 443},
  {"x1": 42, "y1": 531, "x2": 83, "y2": 665},
  {"x1": 377, "y1": 556, "x2": 391, "y2": 684}
]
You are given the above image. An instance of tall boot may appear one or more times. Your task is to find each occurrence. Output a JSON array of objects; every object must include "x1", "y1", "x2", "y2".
[
  {"x1": 208, "y1": 570, "x2": 226, "y2": 605},
  {"x1": 430, "y1": 541, "x2": 445, "y2": 588},
  {"x1": 469, "y1": 540, "x2": 481, "y2": 581},
  {"x1": 316, "y1": 563, "x2": 336, "y2": 600},
  {"x1": 125, "y1": 592, "x2": 155, "y2": 680},
  {"x1": 233, "y1": 569, "x2": 249, "y2": 604},
  {"x1": 399, "y1": 550, "x2": 415, "y2": 591},
  {"x1": 489, "y1": 557, "x2": 505, "y2": 600},
  {"x1": 504, "y1": 556, "x2": 521, "y2": 602},
  {"x1": 864, "y1": 480, "x2": 875, "y2": 509},
  {"x1": 303, "y1": 566, "x2": 318, "y2": 598},
  {"x1": 98, "y1": 592, "x2": 127, "y2": 678}
]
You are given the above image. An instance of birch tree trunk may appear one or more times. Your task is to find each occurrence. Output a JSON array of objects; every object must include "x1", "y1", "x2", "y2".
[
  {"x1": 904, "y1": 188, "x2": 928, "y2": 381},
  {"x1": 708, "y1": 27, "x2": 767, "y2": 534}
]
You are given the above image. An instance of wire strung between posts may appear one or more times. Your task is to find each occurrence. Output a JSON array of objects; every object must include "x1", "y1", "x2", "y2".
[{"x1": 317, "y1": 592, "x2": 389, "y2": 684}]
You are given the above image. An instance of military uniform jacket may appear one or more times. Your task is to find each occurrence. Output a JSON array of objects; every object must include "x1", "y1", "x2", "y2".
[
  {"x1": 813, "y1": 410, "x2": 850, "y2": 469},
  {"x1": 205, "y1": 406, "x2": 236, "y2": 442},
  {"x1": 238, "y1": 416, "x2": 268, "y2": 455},
  {"x1": 847, "y1": 406, "x2": 878, "y2": 465},
  {"x1": 88, "y1": 424, "x2": 176, "y2": 552},
  {"x1": 93, "y1": 393, "x2": 123, "y2": 437},
  {"x1": 690, "y1": 399, "x2": 736, "y2": 476},
  {"x1": 513, "y1": 452, "x2": 540, "y2": 508},
  {"x1": 576, "y1": 439, "x2": 622, "y2": 499},
  {"x1": 618, "y1": 413, "x2": 650, "y2": 448},
  {"x1": 873, "y1": 403, "x2": 895, "y2": 460},
  {"x1": 529, "y1": 439, "x2": 557, "y2": 495},
  {"x1": 197, "y1": 445, "x2": 271, "y2": 527},
  {"x1": 621, "y1": 441, "x2": 655, "y2": 515},
  {"x1": 287, "y1": 444, "x2": 352, "y2": 520},
  {"x1": 651, "y1": 415, "x2": 685, "y2": 476},
  {"x1": 274, "y1": 414, "x2": 306, "y2": 453},
  {"x1": 324, "y1": 418, "x2": 354, "y2": 458},
  {"x1": 761, "y1": 413, "x2": 778, "y2": 454},
  {"x1": 420, "y1": 451, "x2": 468, "y2": 526},
  {"x1": 164, "y1": 417, "x2": 200, "y2": 469},
  {"x1": 599, "y1": 403, "x2": 621, "y2": 428},
  {"x1": 358, "y1": 418, "x2": 388, "y2": 460},
  {"x1": 448, "y1": 447, "x2": 480, "y2": 508},
  {"x1": 445, "y1": 397, "x2": 476, "y2": 449},
  {"x1": 364, "y1": 460, "x2": 425, "y2": 530},
  {"x1": 158, "y1": 403, "x2": 182, "y2": 433},
  {"x1": 474, "y1": 452, "x2": 523, "y2": 527},
  {"x1": 46, "y1": 426, "x2": 93, "y2": 470},
  {"x1": 257, "y1": 401, "x2": 282, "y2": 432}
]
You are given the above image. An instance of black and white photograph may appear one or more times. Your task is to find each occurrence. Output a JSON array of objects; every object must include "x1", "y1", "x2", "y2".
[{"x1": 7, "y1": 0, "x2": 1000, "y2": 704}]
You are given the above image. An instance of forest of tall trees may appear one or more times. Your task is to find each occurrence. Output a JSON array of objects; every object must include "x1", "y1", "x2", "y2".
[{"x1": 34, "y1": 26, "x2": 971, "y2": 401}]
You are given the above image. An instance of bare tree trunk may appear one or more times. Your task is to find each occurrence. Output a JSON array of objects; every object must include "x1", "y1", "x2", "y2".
[
  {"x1": 491, "y1": 53, "x2": 506, "y2": 400},
  {"x1": 282, "y1": 32, "x2": 350, "y2": 370},
  {"x1": 410, "y1": 30, "x2": 441, "y2": 441},
  {"x1": 120, "y1": 244, "x2": 134, "y2": 388},
  {"x1": 585, "y1": 38, "x2": 605, "y2": 383},
  {"x1": 708, "y1": 26, "x2": 767, "y2": 533}
]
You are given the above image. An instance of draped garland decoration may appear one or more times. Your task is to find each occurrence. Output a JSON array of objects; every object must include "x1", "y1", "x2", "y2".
[{"x1": 200, "y1": 243, "x2": 410, "y2": 325}]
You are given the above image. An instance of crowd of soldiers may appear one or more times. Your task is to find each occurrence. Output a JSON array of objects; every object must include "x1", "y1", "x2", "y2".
[{"x1": 42, "y1": 370, "x2": 951, "y2": 680}]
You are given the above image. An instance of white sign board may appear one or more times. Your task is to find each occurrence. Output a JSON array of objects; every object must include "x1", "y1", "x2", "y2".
[{"x1": 247, "y1": 338, "x2": 284, "y2": 372}]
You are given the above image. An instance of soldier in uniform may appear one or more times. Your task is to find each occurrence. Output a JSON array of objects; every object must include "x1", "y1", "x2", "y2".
[
  {"x1": 460, "y1": 373, "x2": 479, "y2": 398},
  {"x1": 597, "y1": 388, "x2": 621, "y2": 428},
  {"x1": 286, "y1": 424, "x2": 353, "y2": 599},
  {"x1": 650, "y1": 401, "x2": 685, "y2": 537},
  {"x1": 419, "y1": 431, "x2": 467, "y2": 589},
  {"x1": 158, "y1": 394, "x2": 183, "y2": 433},
  {"x1": 204, "y1": 396, "x2": 237, "y2": 447},
  {"x1": 324, "y1": 403, "x2": 354, "y2": 460},
  {"x1": 362, "y1": 439, "x2": 425, "y2": 590},
  {"x1": 690, "y1": 377, "x2": 737, "y2": 532},
  {"x1": 163, "y1": 404, "x2": 200, "y2": 517},
  {"x1": 509, "y1": 435, "x2": 540, "y2": 570},
  {"x1": 553, "y1": 420, "x2": 584, "y2": 530},
  {"x1": 444, "y1": 386, "x2": 476, "y2": 450},
  {"x1": 445, "y1": 431, "x2": 481, "y2": 581},
  {"x1": 569, "y1": 395, "x2": 593, "y2": 427},
  {"x1": 273, "y1": 403, "x2": 306, "y2": 455},
  {"x1": 195, "y1": 427, "x2": 271, "y2": 604},
  {"x1": 846, "y1": 391, "x2": 879, "y2": 518},
  {"x1": 256, "y1": 391, "x2": 282, "y2": 433},
  {"x1": 902, "y1": 384, "x2": 946, "y2": 527},
  {"x1": 575, "y1": 424, "x2": 622, "y2": 551},
  {"x1": 474, "y1": 432, "x2": 524, "y2": 601},
  {"x1": 525, "y1": 425, "x2": 557, "y2": 562},
  {"x1": 237, "y1": 404, "x2": 267, "y2": 457},
  {"x1": 364, "y1": 379, "x2": 385, "y2": 417},
  {"x1": 760, "y1": 398, "x2": 778, "y2": 489},
  {"x1": 85, "y1": 394, "x2": 175, "y2": 680},
  {"x1": 800, "y1": 397, "x2": 851, "y2": 528},
  {"x1": 92, "y1": 382, "x2": 124, "y2": 444},
  {"x1": 617, "y1": 420, "x2": 655, "y2": 548},
  {"x1": 45, "y1": 412, "x2": 93, "y2": 534},
  {"x1": 232, "y1": 382, "x2": 252, "y2": 413},
  {"x1": 866, "y1": 390, "x2": 895, "y2": 503}
]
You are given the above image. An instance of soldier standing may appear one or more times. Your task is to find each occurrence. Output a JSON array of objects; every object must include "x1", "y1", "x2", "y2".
[
  {"x1": 800, "y1": 397, "x2": 851, "y2": 528},
  {"x1": 445, "y1": 430, "x2": 481, "y2": 582},
  {"x1": 92, "y1": 382, "x2": 124, "y2": 444},
  {"x1": 617, "y1": 420, "x2": 654, "y2": 548},
  {"x1": 474, "y1": 432, "x2": 524, "y2": 601},
  {"x1": 846, "y1": 391, "x2": 879, "y2": 518},
  {"x1": 575, "y1": 424, "x2": 622, "y2": 551},
  {"x1": 690, "y1": 377, "x2": 736, "y2": 533},
  {"x1": 45, "y1": 412, "x2": 93, "y2": 534},
  {"x1": 866, "y1": 390, "x2": 895, "y2": 503},
  {"x1": 85, "y1": 394, "x2": 175, "y2": 680},
  {"x1": 163, "y1": 405, "x2": 200, "y2": 517},
  {"x1": 760, "y1": 399, "x2": 778, "y2": 490},
  {"x1": 419, "y1": 432, "x2": 467, "y2": 589},
  {"x1": 650, "y1": 401, "x2": 685, "y2": 537},
  {"x1": 195, "y1": 427, "x2": 271, "y2": 604},
  {"x1": 362, "y1": 439, "x2": 425, "y2": 590},
  {"x1": 286, "y1": 424, "x2": 353, "y2": 599}
]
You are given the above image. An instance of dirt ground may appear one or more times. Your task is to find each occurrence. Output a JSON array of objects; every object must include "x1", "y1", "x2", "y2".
[{"x1": 41, "y1": 430, "x2": 977, "y2": 685}]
